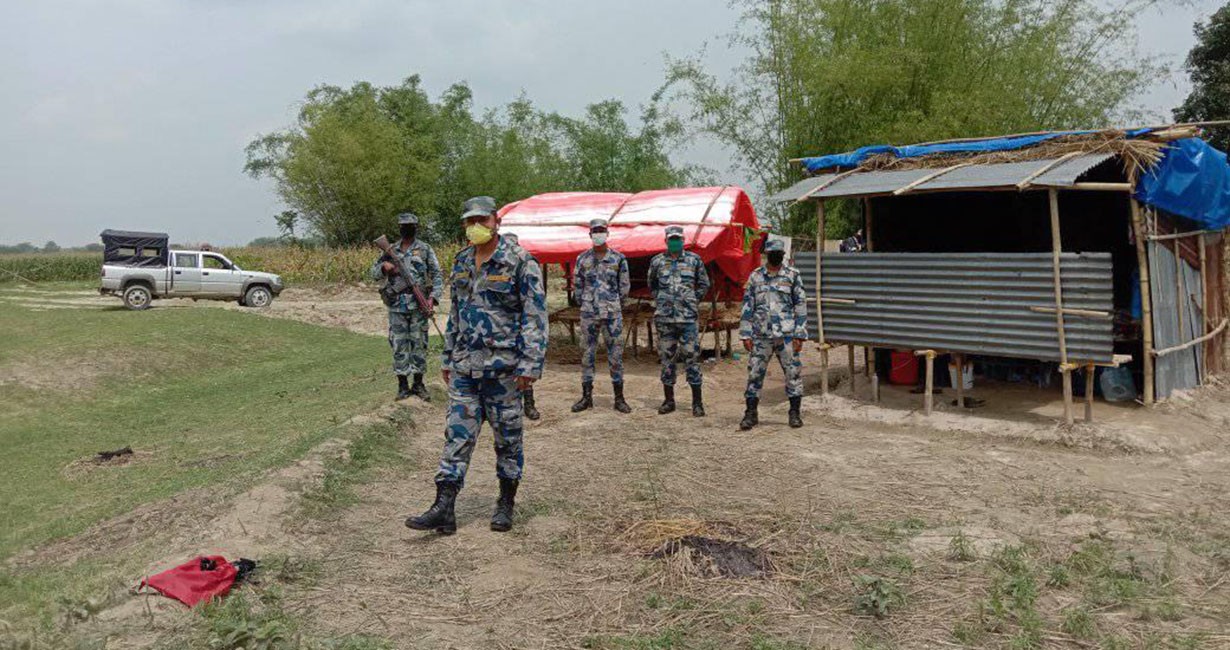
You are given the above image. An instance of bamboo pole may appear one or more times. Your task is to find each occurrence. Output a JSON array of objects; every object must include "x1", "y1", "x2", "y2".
[
  {"x1": 1085, "y1": 363, "x2": 1096, "y2": 423},
  {"x1": 848, "y1": 344, "x2": 857, "y2": 396},
  {"x1": 1200, "y1": 233, "x2": 1208, "y2": 383},
  {"x1": 954, "y1": 353, "x2": 965, "y2": 409},
  {"x1": 923, "y1": 351, "x2": 935, "y2": 416},
  {"x1": 816, "y1": 201, "x2": 828, "y2": 395},
  {"x1": 1130, "y1": 199, "x2": 1155, "y2": 405},
  {"x1": 864, "y1": 198, "x2": 876, "y2": 384},
  {"x1": 1152, "y1": 318, "x2": 1228, "y2": 357},
  {"x1": 1048, "y1": 190, "x2": 1074, "y2": 426}
]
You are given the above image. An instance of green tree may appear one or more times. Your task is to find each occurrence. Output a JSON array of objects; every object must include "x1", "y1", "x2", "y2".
[
  {"x1": 1175, "y1": 3, "x2": 1230, "y2": 150},
  {"x1": 664, "y1": 0, "x2": 1165, "y2": 236},
  {"x1": 247, "y1": 76, "x2": 699, "y2": 245},
  {"x1": 42, "y1": 241, "x2": 60, "y2": 253}
]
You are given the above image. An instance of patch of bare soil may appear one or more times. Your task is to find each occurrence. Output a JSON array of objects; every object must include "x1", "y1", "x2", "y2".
[{"x1": 32, "y1": 290, "x2": 1230, "y2": 648}]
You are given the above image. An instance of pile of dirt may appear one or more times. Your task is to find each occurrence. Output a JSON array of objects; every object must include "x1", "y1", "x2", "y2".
[{"x1": 650, "y1": 535, "x2": 772, "y2": 578}]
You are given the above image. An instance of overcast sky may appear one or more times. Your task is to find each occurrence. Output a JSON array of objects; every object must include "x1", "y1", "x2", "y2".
[{"x1": 0, "y1": 0, "x2": 1221, "y2": 247}]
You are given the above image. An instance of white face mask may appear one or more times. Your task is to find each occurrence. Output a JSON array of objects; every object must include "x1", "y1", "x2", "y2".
[{"x1": 591, "y1": 233, "x2": 608, "y2": 246}]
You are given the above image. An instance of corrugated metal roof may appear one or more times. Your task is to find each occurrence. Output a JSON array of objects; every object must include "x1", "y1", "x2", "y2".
[
  {"x1": 766, "y1": 175, "x2": 838, "y2": 203},
  {"x1": 771, "y1": 153, "x2": 1117, "y2": 201},
  {"x1": 794, "y1": 252, "x2": 1114, "y2": 363}
]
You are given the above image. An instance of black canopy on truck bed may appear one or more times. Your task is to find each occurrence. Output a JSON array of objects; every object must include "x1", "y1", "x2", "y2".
[{"x1": 100, "y1": 230, "x2": 170, "y2": 267}]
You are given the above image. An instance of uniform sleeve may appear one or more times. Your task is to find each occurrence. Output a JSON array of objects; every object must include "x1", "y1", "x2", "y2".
[
  {"x1": 739, "y1": 275, "x2": 755, "y2": 340},
  {"x1": 647, "y1": 257, "x2": 660, "y2": 299},
  {"x1": 694, "y1": 256, "x2": 711, "y2": 300},
  {"x1": 515, "y1": 258, "x2": 549, "y2": 379},
  {"x1": 618, "y1": 255, "x2": 630, "y2": 299},
  {"x1": 441, "y1": 258, "x2": 459, "y2": 370},
  {"x1": 369, "y1": 256, "x2": 387, "y2": 281},
  {"x1": 574, "y1": 253, "x2": 587, "y2": 299},
  {"x1": 792, "y1": 270, "x2": 809, "y2": 340},
  {"x1": 426, "y1": 246, "x2": 443, "y2": 302}
]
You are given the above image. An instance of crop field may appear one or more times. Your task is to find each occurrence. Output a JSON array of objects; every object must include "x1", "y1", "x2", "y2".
[
  {"x1": 0, "y1": 243, "x2": 463, "y2": 286},
  {"x1": 1, "y1": 283, "x2": 1228, "y2": 649}
]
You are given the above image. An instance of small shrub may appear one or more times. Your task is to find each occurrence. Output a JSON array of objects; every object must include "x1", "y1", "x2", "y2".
[
  {"x1": 853, "y1": 575, "x2": 904, "y2": 618},
  {"x1": 1061, "y1": 606, "x2": 1095, "y2": 639},
  {"x1": 948, "y1": 530, "x2": 977, "y2": 562}
]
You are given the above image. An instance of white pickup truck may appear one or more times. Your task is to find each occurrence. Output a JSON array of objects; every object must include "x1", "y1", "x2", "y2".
[{"x1": 98, "y1": 230, "x2": 284, "y2": 311}]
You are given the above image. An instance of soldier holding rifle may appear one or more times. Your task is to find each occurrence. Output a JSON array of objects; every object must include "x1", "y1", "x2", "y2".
[{"x1": 371, "y1": 212, "x2": 443, "y2": 401}]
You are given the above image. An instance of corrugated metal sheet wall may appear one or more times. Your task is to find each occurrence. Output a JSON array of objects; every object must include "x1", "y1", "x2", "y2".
[
  {"x1": 1148, "y1": 241, "x2": 1204, "y2": 398},
  {"x1": 794, "y1": 252, "x2": 1114, "y2": 363}
]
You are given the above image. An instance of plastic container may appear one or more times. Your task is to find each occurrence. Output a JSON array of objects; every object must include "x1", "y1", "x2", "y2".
[
  {"x1": 948, "y1": 361, "x2": 973, "y2": 390},
  {"x1": 1099, "y1": 367, "x2": 1136, "y2": 402},
  {"x1": 889, "y1": 351, "x2": 918, "y2": 385}
]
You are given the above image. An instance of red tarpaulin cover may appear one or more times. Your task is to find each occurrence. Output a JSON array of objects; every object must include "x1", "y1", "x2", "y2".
[
  {"x1": 139, "y1": 556, "x2": 238, "y2": 607},
  {"x1": 498, "y1": 186, "x2": 763, "y2": 301}
]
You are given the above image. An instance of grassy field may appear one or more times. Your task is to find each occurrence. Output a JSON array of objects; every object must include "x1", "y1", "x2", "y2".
[{"x1": 0, "y1": 286, "x2": 398, "y2": 624}]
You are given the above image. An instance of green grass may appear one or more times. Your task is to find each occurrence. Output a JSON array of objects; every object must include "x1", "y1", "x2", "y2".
[{"x1": 0, "y1": 290, "x2": 398, "y2": 621}]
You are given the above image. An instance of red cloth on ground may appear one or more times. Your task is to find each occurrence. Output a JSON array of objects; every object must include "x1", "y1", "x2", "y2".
[{"x1": 140, "y1": 555, "x2": 238, "y2": 606}]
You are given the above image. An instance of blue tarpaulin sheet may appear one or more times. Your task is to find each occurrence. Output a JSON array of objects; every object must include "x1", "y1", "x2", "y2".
[
  {"x1": 799, "y1": 128, "x2": 1157, "y2": 173},
  {"x1": 1134, "y1": 138, "x2": 1230, "y2": 231}
]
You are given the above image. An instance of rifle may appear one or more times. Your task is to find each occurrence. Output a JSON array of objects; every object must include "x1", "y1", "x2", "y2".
[{"x1": 372, "y1": 235, "x2": 446, "y2": 339}]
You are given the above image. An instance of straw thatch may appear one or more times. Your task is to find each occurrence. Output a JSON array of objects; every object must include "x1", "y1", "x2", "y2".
[{"x1": 805, "y1": 126, "x2": 1201, "y2": 178}]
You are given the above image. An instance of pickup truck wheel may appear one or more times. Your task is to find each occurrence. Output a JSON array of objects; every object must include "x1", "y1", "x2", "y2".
[
  {"x1": 244, "y1": 285, "x2": 273, "y2": 308},
  {"x1": 122, "y1": 285, "x2": 152, "y2": 311}
]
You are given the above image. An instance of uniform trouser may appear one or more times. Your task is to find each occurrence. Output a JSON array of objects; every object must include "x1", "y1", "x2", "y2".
[
  {"x1": 656, "y1": 320, "x2": 702, "y2": 387},
  {"x1": 388, "y1": 310, "x2": 429, "y2": 376},
  {"x1": 434, "y1": 373, "x2": 524, "y2": 488},
  {"x1": 745, "y1": 338, "x2": 804, "y2": 399},
  {"x1": 581, "y1": 315, "x2": 624, "y2": 384}
]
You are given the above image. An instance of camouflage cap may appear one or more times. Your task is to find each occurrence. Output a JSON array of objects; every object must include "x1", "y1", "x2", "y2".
[
  {"x1": 589, "y1": 218, "x2": 608, "y2": 232},
  {"x1": 396, "y1": 212, "x2": 419, "y2": 226},
  {"x1": 764, "y1": 238, "x2": 785, "y2": 252},
  {"x1": 665, "y1": 225, "x2": 685, "y2": 239},
  {"x1": 461, "y1": 196, "x2": 497, "y2": 220}
]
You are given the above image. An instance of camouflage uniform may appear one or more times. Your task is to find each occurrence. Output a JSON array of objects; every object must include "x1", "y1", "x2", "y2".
[
  {"x1": 648, "y1": 245, "x2": 711, "y2": 387},
  {"x1": 369, "y1": 238, "x2": 443, "y2": 377},
  {"x1": 575, "y1": 246, "x2": 630, "y2": 383},
  {"x1": 740, "y1": 264, "x2": 809, "y2": 399},
  {"x1": 436, "y1": 237, "x2": 548, "y2": 487}
]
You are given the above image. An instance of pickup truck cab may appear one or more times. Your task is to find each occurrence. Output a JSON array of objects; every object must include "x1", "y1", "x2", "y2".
[{"x1": 98, "y1": 230, "x2": 284, "y2": 311}]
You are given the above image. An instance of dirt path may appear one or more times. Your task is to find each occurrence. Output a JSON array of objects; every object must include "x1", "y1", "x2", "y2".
[{"x1": 19, "y1": 286, "x2": 1230, "y2": 648}]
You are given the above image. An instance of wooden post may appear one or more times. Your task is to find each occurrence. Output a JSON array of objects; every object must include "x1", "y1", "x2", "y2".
[
  {"x1": 954, "y1": 353, "x2": 965, "y2": 409},
  {"x1": 1130, "y1": 199, "x2": 1155, "y2": 404},
  {"x1": 1199, "y1": 233, "x2": 1209, "y2": 383},
  {"x1": 1048, "y1": 189, "x2": 1074, "y2": 426},
  {"x1": 924, "y1": 351, "x2": 935, "y2": 416},
  {"x1": 816, "y1": 201, "x2": 828, "y2": 395},
  {"x1": 1084, "y1": 363, "x2": 1096, "y2": 422},
  {"x1": 864, "y1": 346, "x2": 871, "y2": 377},
  {"x1": 848, "y1": 344, "x2": 857, "y2": 396}
]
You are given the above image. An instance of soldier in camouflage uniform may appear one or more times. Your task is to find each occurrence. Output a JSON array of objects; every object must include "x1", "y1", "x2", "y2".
[
  {"x1": 502, "y1": 232, "x2": 540, "y2": 421},
  {"x1": 571, "y1": 218, "x2": 632, "y2": 414},
  {"x1": 406, "y1": 196, "x2": 548, "y2": 535},
  {"x1": 739, "y1": 238, "x2": 808, "y2": 430},
  {"x1": 648, "y1": 225, "x2": 711, "y2": 417},
  {"x1": 370, "y1": 212, "x2": 443, "y2": 401}
]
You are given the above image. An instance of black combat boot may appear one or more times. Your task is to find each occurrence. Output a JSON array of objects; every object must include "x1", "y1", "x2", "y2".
[
  {"x1": 691, "y1": 384, "x2": 706, "y2": 417},
  {"x1": 571, "y1": 381, "x2": 594, "y2": 412},
  {"x1": 490, "y1": 477, "x2": 519, "y2": 532},
  {"x1": 409, "y1": 373, "x2": 430, "y2": 402},
  {"x1": 523, "y1": 388, "x2": 540, "y2": 421},
  {"x1": 395, "y1": 375, "x2": 411, "y2": 401},
  {"x1": 612, "y1": 382, "x2": 631, "y2": 413},
  {"x1": 739, "y1": 397, "x2": 759, "y2": 431},
  {"x1": 658, "y1": 385, "x2": 676, "y2": 414},
  {"x1": 788, "y1": 396, "x2": 803, "y2": 428},
  {"x1": 405, "y1": 482, "x2": 458, "y2": 534}
]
